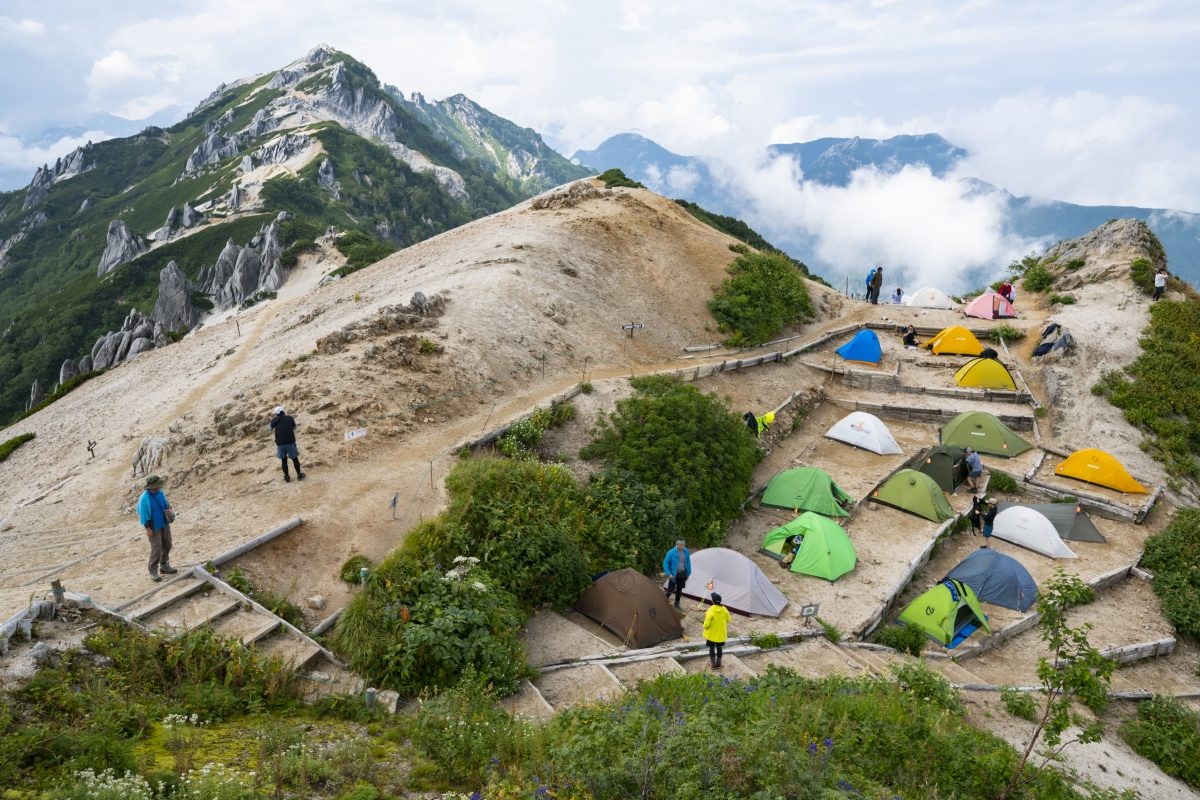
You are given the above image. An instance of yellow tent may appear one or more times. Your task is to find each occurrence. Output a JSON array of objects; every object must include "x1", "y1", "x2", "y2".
[
  {"x1": 1055, "y1": 448, "x2": 1148, "y2": 494},
  {"x1": 954, "y1": 358, "x2": 1017, "y2": 390},
  {"x1": 924, "y1": 325, "x2": 984, "y2": 356}
]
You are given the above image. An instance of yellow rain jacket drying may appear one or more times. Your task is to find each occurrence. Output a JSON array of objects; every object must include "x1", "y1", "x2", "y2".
[{"x1": 703, "y1": 603, "x2": 731, "y2": 643}]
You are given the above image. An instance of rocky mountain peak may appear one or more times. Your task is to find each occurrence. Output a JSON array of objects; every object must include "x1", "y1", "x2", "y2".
[{"x1": 1041, "y1": 218, "x2": 1166, "y2": 291}]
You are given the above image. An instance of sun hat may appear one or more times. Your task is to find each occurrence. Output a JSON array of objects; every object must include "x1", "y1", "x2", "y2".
[
  {"x1": 675, "y1": 539, "x2": 686, "y2": 547},
  {"x1": 145, "y1": 475, "x2": 164, "y2": 489}
]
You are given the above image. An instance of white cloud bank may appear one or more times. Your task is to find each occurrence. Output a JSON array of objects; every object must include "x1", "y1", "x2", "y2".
[
  {"x1": 0, "y1": 129, "x2": 112, "y2": 178},
  {"x1": 0, "y1": 17, "x2": 45, "y2": 37}
]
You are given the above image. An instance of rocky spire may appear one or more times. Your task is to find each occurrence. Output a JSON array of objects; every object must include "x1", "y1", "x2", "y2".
[
  {"x1": 152, "y1": 261, "x2": 200, "y2": 333},
  {"x1": 96, "y1": 220, "x2": 147, "y2": 276}
]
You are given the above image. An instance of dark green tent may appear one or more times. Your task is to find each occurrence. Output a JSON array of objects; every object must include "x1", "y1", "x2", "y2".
[
  {"x1": 761, "y1": 467, "x2": 855, "y2": 518},
  {"x1": 919, "y1": 445, "x2": 969, "y2": 492},
  {"x1": 871, "y1": 469, "x2": 954, "y2": 522},
  {"x1": 940, "y1": 411, "x2": 1032, "y2": 458}
]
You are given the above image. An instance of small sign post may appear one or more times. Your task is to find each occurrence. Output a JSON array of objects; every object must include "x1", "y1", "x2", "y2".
[
  {"x1": 801, "y1": 603, "x2": 820, "y2": 626},
  {"x1": 344, "y1": 427, "x2": 367, "y2": 459}
]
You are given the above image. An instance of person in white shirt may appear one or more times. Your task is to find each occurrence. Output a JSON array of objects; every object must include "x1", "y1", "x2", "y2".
[{"x1": 1154, "y1": 268, "x2": 1168, "y2": 301}]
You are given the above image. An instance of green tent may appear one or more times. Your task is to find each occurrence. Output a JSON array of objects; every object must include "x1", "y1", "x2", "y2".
[
  {"x1": 761, "y1": 512, "x2": 858, "y2": 581},
  {"x1": 898, "y1": 578, "x2": 991, "y2": 646},
  {"x1": 872, "y1": 469, "x2": 954, "y2": 522},
  {"x1": 761, "y1": 467, "x2": 855, "y2": 518},
  {"x1": 918, "y1": 445, "x2": 969, "y2": 492},
  {"x1": 940, "y1": 411, "x2": 1032, "y2": 459}
]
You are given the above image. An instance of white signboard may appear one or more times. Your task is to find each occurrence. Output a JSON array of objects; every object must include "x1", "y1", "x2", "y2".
[
  {"x1": 344, "y1": 427, "x2": 368, "y2": 442},
  {"x1": 800, "y1": 603, "x2": 820, "y2": 618}
]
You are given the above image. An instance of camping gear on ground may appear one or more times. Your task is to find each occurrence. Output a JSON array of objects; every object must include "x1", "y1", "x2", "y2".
[
  {"x1": 954, "y1": 357, "x2": 1018, "y2": 391},
  {"x1": 906, "y1": 287, "x2": 957, "y2": 309},
  {"x1": 991, "y1": 507, "x2": 1078, "y2": 558},
  {"x1": 898, "y1": 578, "x2": 991, "y2": 647},
  {"x1": 944, "y1": 549, "x2": 1039, "y2": 612},
  {"x1": 1033, "y1": 324, "x2": 1074, "y2": 359},
  {"x1": 825, "y1": 411, "x2": 903, "y2": 455},
  {"x1": 672, "y1": 548, "x2": 789, "y2": 617},
  {"x1": 761, "y1": 467, "x2": 855, "y2": 518},
  {"x1": 940, "y1": 411, "x2": 1032, "y2": 458},
  {"x1": 1054, "y1": 448, "x2": 1148, "y2": 494},
  {"x1": 918, "y1": 445, "x2": 969, "y2": 492},
  {"x1": 871, "y1": 468, "x2": 954, "y2": 522},
  {"x1": 962, "y1": 289, "x2": 1016, "y2": 320},
  {"x1": 743, "y1": 410, "x2": 775, "y2": 438},
  {"x1": 923, "y1": 325, "x2": 984, "y2": 356},
  {"x1": 760, "y1": 512, "x2": 857, "y2": 581},
  {"x1": 996, "y1": 502, "x2": 1105, "y2": 543},
  {"x1": 575, "y1": 568, "x2": 683, "y2": 648},
  {"x1": 835, "y1": 329, "x2": 883, "y2": 365}
]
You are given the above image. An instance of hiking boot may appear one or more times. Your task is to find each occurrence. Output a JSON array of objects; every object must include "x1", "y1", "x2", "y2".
[
  {"x1": 283, "y1": 474, "x2": 291, "y2": 483},
  {"x1": 674, "y1": 601, "x2": 681, "y2": 610},
  {"x1": 160, "y1": 564, "x2": 178, "y2": 575},
  {"x1": 149, "y1": 571, "x2": 162, "y2": 583},
  {"x1": 297, "y1": 472, "x2": 306, "y2": 481}
]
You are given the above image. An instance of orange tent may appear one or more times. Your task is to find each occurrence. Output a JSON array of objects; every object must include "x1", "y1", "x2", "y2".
[
  {"x1": 1054, "y1": 448, "x2": 1148, "y2": 494},
  {"x1": 924, "y1": 325, "x2": 984, "y2": 356}
]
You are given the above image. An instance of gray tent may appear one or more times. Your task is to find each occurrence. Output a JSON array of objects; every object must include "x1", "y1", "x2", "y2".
[
  {"x1": 944, "y1": 549, "x2": 1039, "y2": 612},
  {"x1": 673, "y1": 548, "x2": 790, "y2": 617},
  {"x1": 996, "y1": 502, "x2": 1105, "y2": 543}
]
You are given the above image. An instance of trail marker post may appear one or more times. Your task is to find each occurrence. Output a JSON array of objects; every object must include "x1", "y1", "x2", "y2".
[
  {"x1": 801, "y1": 603, "x2": 820, "y2": 627},
  {"x1": 344, "y1": 427, "x2": 367, "y2": 459}
]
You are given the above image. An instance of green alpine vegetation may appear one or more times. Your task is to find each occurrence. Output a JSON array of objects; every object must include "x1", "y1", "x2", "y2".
[{"x1": 707, "y1": 249, "x2": 816, "y2": 346}]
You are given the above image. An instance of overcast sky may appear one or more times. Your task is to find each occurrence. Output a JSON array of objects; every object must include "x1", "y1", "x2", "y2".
[{"x1": 2, "y1": 0, "x2": 1198, "y2": 214}]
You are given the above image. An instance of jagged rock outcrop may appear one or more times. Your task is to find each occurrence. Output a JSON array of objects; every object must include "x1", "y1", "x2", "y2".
[
  {"x1": 227, "y1": 183, "x2": 244, "y2": 210},
  {"x1": 255, "y1": 133, "x2": 312, "y2": 165},
  {"x1": 1042, "y1": 219, "x2": 1166, "y2": 291},
  {"x1": 78, "y1": 197, "x2": 93, "y2": 214},
  {"x1": 22, "y1": 145, "x2": 90, "y2": 211},
  {"x1": 317, "y1": 157, "x2": 340, "y2": 198},
  {"x1": 152, "y1": 206, "x2": 181, "y2": 241},
  {"x1": 88, "y1": 309, "x2": 160, "y2": 371},
  {"x1": 77, "y1": 354, "x2": 93, "y2": 374},
  {"x1": 197, "y1": 212, "x2": 292, "y2": 309},
  {"x1": 184, "y1": 132, "x2": 242, "y2": 174},
  {"x1": 152, "y1": 261, "x2": 200, "y2": 333},
  {"x1": 180, "y1": 202, "x2": 200, "y2": 228},
  {"x1": 28, "y1": 380, "x2": 43, "y2": 410},
  {"x1": 131, "y1": 436, "x2": 169, "y2": 478},
  {"x1": 59, "y1": 359, "x2": 78, "y2": 385},
  {"x1": 96, "y1": 220, "x2": 147, "y2": 276},
  {"x1": 244, "y1": 108, "x2": 275, "y2": 138}
]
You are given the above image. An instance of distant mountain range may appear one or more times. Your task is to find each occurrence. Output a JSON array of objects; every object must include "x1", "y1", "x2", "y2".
[{"x1": 572, "y1": 132, "x2": 1200, "y2": 288}]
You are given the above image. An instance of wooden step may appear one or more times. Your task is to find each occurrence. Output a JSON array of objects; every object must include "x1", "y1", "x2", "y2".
[
  {"x1": 254, "y1": 631, "x2": 322, "y2": 672},
  {"x1": 608, "y1": 657, "x2": 686, "y2": 688},
  {"x1": 738, "y1": 638, "x2": 868, "y2": 679},
  {"x1": 300, "y1": 655, "x2": 365, "y2": 700},
  {"x1": 126, "y1": 575, "x2": 206, "y2": 621},
  {"x1": 207, "y1": 608, "x2": 279, "y2": 646},
  {"x1": 841, "y1": 645, "x2": 905, "y2": 676},
  {"x1": 679, "y1": 651, "x2": 757, "y2": 678},
  {"x1": 141, "y1": 591, "x2": 239, "y2": 633},
  {"x1": 533, "y1": 663, "x2": 622, "y2": 710}
]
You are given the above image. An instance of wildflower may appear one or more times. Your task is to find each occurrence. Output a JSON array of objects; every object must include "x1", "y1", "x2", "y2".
[
  {"x1": 472, "y1": 581, "x2": 487, "y2": 592},
  {"x1": 824, "y1": 737, "x2": 833, "y2": 750},
  {"x1": 808, "y1": 742, "x2": 818, "y2": 754}
]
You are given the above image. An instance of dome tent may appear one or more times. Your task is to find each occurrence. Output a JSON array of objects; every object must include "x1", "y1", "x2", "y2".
[
  {"x1": 898, "y1": 578, "x2": 991, "y2": 647},
  {"x1": 918, "y1": 445, "x2": 969, "y2": 492},
  {"x1": 835, "y1": 329, "x2": 883, "y2": 365},
  {"x1": 962, "y1": 289, "x2": 1016, "y2": 320},
  {"x1": 940, "y1": 411, "x2": 1032, "y2": 458},
  {"x1": 825, "y1": 411, "x2": 903, "y2": 455},
  {"x1": 954, "y1": 358, "x2": 1017, "y2": 390},
  {"x1": 906, "y1": 287, "x2": 957, "y2": 309},
  {"x1": 996, "y1": 502, "x2": 1105, "y2": 543},
  {"x1": 871, "y1": 469, "x2": 954, "y2": 522},
  {"x1": 761, "y1": 512, "x2": 858, "y2": 581},
  {"x1": 672, "y1": 548, "x2": 789, "y2": 617},
  {"x1": 923, "y1": 325, "x2": 984, "y2": 356},
  {"x1": 992, "y1": 507, "x2": 1078, "y2": 559},
  {"x1": 761, "y1": 467, "x2": 855, "y2": 518},
  {"x1": 1054, "y1": 448, "x2": 1148, "y2": 494},
  {"x1": 575, "y1": 568, "x2": 683, "y2": 647},
  {"x1": 944, "y1": 549, "x2": 1039, "y2": 612}
]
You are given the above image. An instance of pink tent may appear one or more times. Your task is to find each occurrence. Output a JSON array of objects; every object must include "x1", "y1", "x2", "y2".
[{"x1": 963, "y1": 289, "x2": 1015, "y2": 320}]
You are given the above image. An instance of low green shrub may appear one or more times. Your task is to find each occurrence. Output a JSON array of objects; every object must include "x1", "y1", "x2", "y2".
[
  {"x1": 1141, "y1": 508, "x2": 1200, "y2": 639},
  {"x1": 411, "y1": 678, "x2": 534, "y2": 785},
  {"x1": 578, "y1": 381, "x2": 594, "y2": 394},
  {"x1": 0, "y1": 431, "x2": 35, "y2": 463},
  {"x1": 1064, "y1": 258, "x2": 1085, "y2": 270},
  {"x1": 222, "y1": 568, "x2": 305, "y2": 629},
  {"x1": 892, "y1": 662, "x2": 961, "y2": 713},
  {"x1": 596, "y1": 168, "x2": 644, "y2": 189},
  {"x1": 749, "y1": 632, "x2": 784, "y2": 649},
  {"x1": 335, "y1": 230, "x2": 396, "y2": 271},
  {"x1": 707, "y1": 251, "x2": 815, "y2": 346},
  {"x1": 988, "y1": 471, "x2": 1018, "y2": 493},
  {"x1": 339, "y1": 555, "x2": 374, "y2": 584},
  {"x1": 1130, "y1": 257, "x2": 1155, "y2": 294},
  {"x1": 1119, "y1": 695, "x2": 1200, "y2": 787},
  {"x1": 1048, "y1": 294, "x2": 1077, "y2": 305},
  {"x1": 989, "y1": 323, "x2": 1025, "y2": 343},
  {"x1": 1020, "y1": 262, "x2": 1054, "y2": 292},
  {"x1": 872, "y1": 623, "x2": 925, "y2": 656},
  {"x1": 817, "y1": 617, "x2": 842, "y2": 644},
  {"x1": 20, "y1": 371, "x2": 105, "y2": 421},
  {"x1": 1000, "y1": 687, "x2": 1038, "y2": 721}
]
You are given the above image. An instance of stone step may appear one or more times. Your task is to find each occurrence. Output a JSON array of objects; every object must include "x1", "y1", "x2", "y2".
[
  {"x1": 931, "y1": 657, "x2": 986, "y2": 686},
  {"x1": 499, "y1": 679, "x2": 556, "y2": 720},
  {"x1": 608, "y1": 657, "x2": 686, "y2": 688},
  {"x1": 533, "y1": 663, "x2": 623, "y2": 710},
  {"x1": 254, "y1": 631, "x2": 322, "y2": 672},
  {"x1": 141, "y1": 591, "x2": 239, "y2": 633},
  {"x1": 738, "y1": 638, "x2": 868, "y2": 679},
  {"x1": 301, "y1": 655, "x2": 365, "y2": 700},
  {"x1": 126, "y1": 575, "x2": 205, "y2": 621},
  {"x1": 207, "y1": 607, "x2": 280, "y2": 646},
  {"x1": 679, "y1": 651, "x2": 756, "y2": 679}
]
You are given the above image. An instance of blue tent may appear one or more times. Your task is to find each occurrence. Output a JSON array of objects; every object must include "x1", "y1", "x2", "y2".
[
  {"x1": 835, "y1": 330, "x2": 882, "y2": 365},
  {"x1": 944, "y1": 549, "x2": 1038, "y2": 612}
]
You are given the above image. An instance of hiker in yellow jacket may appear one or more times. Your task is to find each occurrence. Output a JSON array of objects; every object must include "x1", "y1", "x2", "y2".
[{"x1": 703, "y1": 592, "x2": 731, "y2": 670}]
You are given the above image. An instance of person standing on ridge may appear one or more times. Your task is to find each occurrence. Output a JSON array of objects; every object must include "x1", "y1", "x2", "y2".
[
  {"x1": 138, "y1": 475, "x2": 177, "y2": 582},
  {"x1": 704, "y1": 592, "x2": 730, "y2": 670},
  {"x1": 663, "y1": 539, "x2": 691, "y2": 609},
  {"x1": 270, "y1": 406, "x2": 305, "y2": 483},
  {"x1": 869, "y1": 267, "x2": 884, "y2": 304},
  {"x1": 865, "y1": 267, "x2": 877, "y2": 301},
  {"x1": 1153, "y1": 268, "x2": 1168, "y2": 301}
]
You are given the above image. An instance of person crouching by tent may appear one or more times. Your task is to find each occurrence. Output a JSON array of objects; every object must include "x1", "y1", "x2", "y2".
[
  {"x1": 902, "y1": 325, "x2": 919, "y2": 349},
  {"x1": 964, "y1": 446, "x2": 983, "y2": 492},
  {"x1": 981, "y1": 497, "x2": 998, "y2": 549},
  {"x1": 704, "y1": 592, "x2": 730, "y2": 670},
  {"x1": 663, "y1": 539, "x2": 692, "y2": 609}
]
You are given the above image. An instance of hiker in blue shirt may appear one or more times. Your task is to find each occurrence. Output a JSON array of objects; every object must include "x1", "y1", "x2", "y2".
[
  {"x1": 662, "y1": 539, "x2": 692, "y2": 609},
  {"x1": 137, "y1": 474, "x2": 177, "y2": 582}
]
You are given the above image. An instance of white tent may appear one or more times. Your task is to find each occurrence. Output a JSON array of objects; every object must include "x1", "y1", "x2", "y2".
[
  {"x1": 906, "y1": 287, "x2": 958, "y2": 309},
  {"x1": 992, "y1": 507, "x2": 1078, "y2": 559},
  {"x1": 825, "y1": 411, "x2": 903, "y2": 455},
  {"x1": 672, "y1": 547, "x2": 789, "y2": 616}
]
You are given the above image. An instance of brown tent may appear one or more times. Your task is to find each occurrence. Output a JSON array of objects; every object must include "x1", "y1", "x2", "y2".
[{"x1": 574, "y1": 568, "x2": 683, "y2": 648}]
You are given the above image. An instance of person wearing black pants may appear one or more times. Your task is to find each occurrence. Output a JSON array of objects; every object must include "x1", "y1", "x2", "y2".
[
  {"x1": 704, "y1": 593, "x2": 730, "y2": 669},
  {"x1": 662, "y1": 540, "x2": 691, "y2": 609},
  {"x1": 270, "y1": 406, "x2": 305, "y2": 483}
]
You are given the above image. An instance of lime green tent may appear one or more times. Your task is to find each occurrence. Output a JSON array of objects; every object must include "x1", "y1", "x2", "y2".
[
  {"x1": 761, "y1": 512, "x2": 857, "y2": 581},
  {"x1": 940, "y1": 411, "x2": 1032, "y2": 459},
  {"x1": 899, "y1": 579, "x2": 991, "y2": 646},
  {"x1": 871, "y1": 469, "x2": 954, "y2": 522},
  {"x1": 761, "y1": 467, "x2": 854, "y2": 518}
]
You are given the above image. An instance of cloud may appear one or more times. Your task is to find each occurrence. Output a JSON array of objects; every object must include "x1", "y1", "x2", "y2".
[
  {"x1": 632, "y1": 85, "x2": 733, "y2": 150},
  {"x1": 0, "y1": 17, "x2": 45, "y2": 37},
  {"x1": 947, "y1": 91, "x2": 1200, "y2": 212},
  {"x1": 767, "y1": 113, "x2": 935, "y2": 145},
  {"x1": 85, "y1": 49, "x2": 184, "y2": 120},
  {"x1": 0, "y1": 129, "x2": 112, "y2": 177}
]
